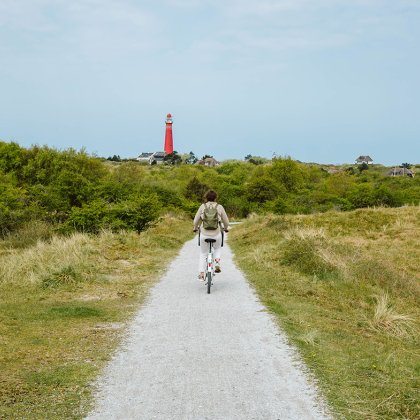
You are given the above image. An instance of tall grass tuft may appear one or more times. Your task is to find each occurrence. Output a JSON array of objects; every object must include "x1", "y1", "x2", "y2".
[
  {"x1": 370, "y1": 292, "x2": 416, "y2": 337},
  {"x1": 0, "y1": 233, "x2": 95, "y2": 285},
  {"x1": 282, "y1": 228, "x2": 341, "y2": 280},
  {"x1": 41, "y1": 265, "x2": 82, "y2": 288}
]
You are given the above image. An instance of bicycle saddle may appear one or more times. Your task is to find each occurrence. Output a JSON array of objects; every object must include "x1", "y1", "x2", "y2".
[{"x1": 204, "y1": 239, "x2": 217, "y2": 243}]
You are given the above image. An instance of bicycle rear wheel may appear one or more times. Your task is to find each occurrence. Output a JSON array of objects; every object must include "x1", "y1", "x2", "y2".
[{"x1": 207, "y1": 271, "x2": 212, "y2": 294}]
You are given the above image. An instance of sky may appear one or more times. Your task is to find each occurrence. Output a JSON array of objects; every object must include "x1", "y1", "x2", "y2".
[{"x1": 0, "y1": 0, "x2": 419, "y2": 164}]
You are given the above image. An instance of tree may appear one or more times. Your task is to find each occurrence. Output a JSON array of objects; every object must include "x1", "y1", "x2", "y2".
[
  {"x1": 248, "y1": 156, "x2": 267, "y2": 165},
  {"x1": 269, "y1": 157, "x2": 305, "y2": 192},
  {"x1": 244, "y1": 154, "x2": 266, "y2": 165},
  {"x1": 107, "y1": 155, "x2": 121, "y2": 162},
  {"x1": 201, "y1": 154, "x2": 213, "y2": 160},
  {"x1": 401, "y1": 163, "x2": 412, "y2": 169},
  {"x1": 184, "y1": 177, "x2": 209, "y2": 202},
  {"x1": 0, "y1": 175, "x2": 29, "y2": 236},
  {"x1": 245, "y1": 176, "x2": 281, "y2": 203},
  {"x1": 185, "y1": 151, "x2": 198, "y2": 164},
  {"x1": 163, "y1": 151, "x2": 182, "y2": 165},
  {"x1": 358, "y1": 162, "x2": 369, "y2": 172},
  {"x1": 0, "y1": 141, "x2": 27, "y2": 181}
]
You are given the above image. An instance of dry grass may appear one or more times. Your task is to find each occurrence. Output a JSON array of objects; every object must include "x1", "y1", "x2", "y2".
[
  {"x1": 229, "y1": 206, "x2": 420, "y2": 420},
  {"x1": 297, "y1": 329, "x2": 319, "y2": 347},
  {"x1": 370, "y1": 293, "x2": 416, "y2": 338},
  {"x1": 0, "y1": 233, "x2": 95, "y2": 285}
]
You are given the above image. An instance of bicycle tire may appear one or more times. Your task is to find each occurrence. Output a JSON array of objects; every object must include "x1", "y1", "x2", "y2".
[{"x1": 207, "y1": 271, "x2": 212, "y2": 294}]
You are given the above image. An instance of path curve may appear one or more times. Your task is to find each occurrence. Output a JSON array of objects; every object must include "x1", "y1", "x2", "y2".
[{"x1": 87, "y1": 237, "x2": 330, "y2": 420}]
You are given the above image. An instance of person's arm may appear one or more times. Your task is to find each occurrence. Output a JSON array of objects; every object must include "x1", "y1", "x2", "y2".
[
  {"x1": 193, "y1": 204, "x2": 204, "y2": 231},
  {"x1": 219, "y1": 205, "x2": 230, "y2": 231}
]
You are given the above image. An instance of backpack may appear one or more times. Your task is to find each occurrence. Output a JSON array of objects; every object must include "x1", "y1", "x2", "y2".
[{"x1": 202, "y1": 203, "x2": 220, "y2": 230}]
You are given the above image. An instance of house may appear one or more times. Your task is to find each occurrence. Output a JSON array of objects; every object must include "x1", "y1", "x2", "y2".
[
  {"x1": 136, "y1": 151, "x2": 166, "y2": 165},
  {"x1": 388, "y1": 167, "x2": 414, "y2": 178},
  {"x1": 136, "y1": 152, "x2": 154, "y2": 163},
  {"x1": 355, "y1": 155, "x2": 373, "y2": 164},
  {"x1": 197, "y1": 157, "x2": 220, "y2": 167},
  {"x1": 149, "y1": 151, "x2": 166, "y2": 165}
]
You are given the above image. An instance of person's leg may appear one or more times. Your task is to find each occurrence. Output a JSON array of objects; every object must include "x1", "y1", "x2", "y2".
[{"x1": 213, "y1": 233, "x2": 223, "y2": 272}]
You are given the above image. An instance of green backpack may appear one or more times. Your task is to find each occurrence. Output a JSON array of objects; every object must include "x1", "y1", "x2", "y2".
[{"x1": 202, "y1": 203, "x2": 220, "y2": 230}]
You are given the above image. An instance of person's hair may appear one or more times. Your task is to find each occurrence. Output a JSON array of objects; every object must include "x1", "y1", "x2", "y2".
[{"x1": 204, "y1": 190, "x2": 217, "y2": 202}]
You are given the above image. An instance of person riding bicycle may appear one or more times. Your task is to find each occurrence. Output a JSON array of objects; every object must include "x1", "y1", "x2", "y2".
[{"x1": 193, "y1": 190, "x2": 230, "y2": 281}]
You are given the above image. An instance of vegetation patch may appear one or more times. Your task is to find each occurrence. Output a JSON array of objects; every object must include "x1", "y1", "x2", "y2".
[
  {"x1": 0, "y1": 215, "x2": 192, "y2": 419},
  {"x1": 229, "y1": 207, "x2": 419, "y2": 419},
  {"x1": 41, "y1": 266, "x2": 83, "y2": 288},
  {"x1": 369, "y1": 293, "x2": 416, "y2": 338},
  {"x1": 1, "y1": 141, "x2": 419, "y2": 239},
  {"x1": 1, "y1": 140, "x2": 419, "y2": 418},
  {"x1": 282, "y1": 229, "x2": 340, "y2": 280},
  {"x1": 46, "y1": 305, "x2": 103, "y2": 319}
]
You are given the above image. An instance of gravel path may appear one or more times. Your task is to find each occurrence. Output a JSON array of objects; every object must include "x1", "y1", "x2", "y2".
[{"x1": 86, "y1": 237, "x2": 330, "y2": 420}]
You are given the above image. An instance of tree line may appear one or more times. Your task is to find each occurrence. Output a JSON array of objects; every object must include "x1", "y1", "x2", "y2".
[{"x1": 0, "y1": 141, "x2": 418, "y2": 237}]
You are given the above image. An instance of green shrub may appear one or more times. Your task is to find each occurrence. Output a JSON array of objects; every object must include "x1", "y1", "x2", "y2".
[
  {"x1": 347, "y1": 184, "x2": 376, "y2": 208},
  {"x1": 266, "y1": 196, "x2": 293, "y2": 215},
  {"x1": 104, "y1": 195, "x2": 161, "y2": 232},
  {"x1": 0, "y1": 142, "x2": 27, "y2": 179},
  {"x1": 245, "y1": 176, "x2": 282, "y2": 203},
  {"x1": 181, "y1": 200, "x2": 201, "y2": 218},
  {"x1": 62, "y1": 194, "x2": 161, "y2": 233},
  {"x1": 269, "y1": 157, "x2": 306, "y2": 192},
  {"x1": 0, "y1": 176, "x2": 30, "y2": 236},
  {"x1": 62, "y1": 200, "x2": 106, "y2": 233},
  {"x1": 184, "y1": 176, "x2": 209, "y2": 202}
]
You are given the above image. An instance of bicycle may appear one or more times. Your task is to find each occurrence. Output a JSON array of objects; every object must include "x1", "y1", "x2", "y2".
[{"x1": 197, "y1": 227, "x2": 227, "y2": 294}]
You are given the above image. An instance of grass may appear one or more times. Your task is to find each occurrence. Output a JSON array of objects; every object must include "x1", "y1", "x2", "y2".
[
  {"x1": 229, "y1": 206, "x2": 419, "y2": 419},
  {"x1": 0, "y1": 214, "x2": 193, "y2": 419},
  {"x1": 369, "y1": 292, "x2": 416, "y2": 338}
]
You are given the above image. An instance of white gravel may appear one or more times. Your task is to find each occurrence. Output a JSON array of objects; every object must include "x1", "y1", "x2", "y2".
[{"x1": 86, "y1": 237, "x2": 331, "y2": 420}]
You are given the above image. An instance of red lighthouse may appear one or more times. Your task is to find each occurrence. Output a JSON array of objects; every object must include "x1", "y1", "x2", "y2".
[{"x1": 164, "y1": 113, "x2": 174, "y2": 154}]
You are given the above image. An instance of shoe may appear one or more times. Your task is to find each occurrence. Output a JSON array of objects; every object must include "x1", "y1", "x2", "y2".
[
  {"x1": 215, "y1": 264, "x2": 221, "y2": 273},
  {"x1": 198, "y1": 273, "x2": 205, "y2": 282}
]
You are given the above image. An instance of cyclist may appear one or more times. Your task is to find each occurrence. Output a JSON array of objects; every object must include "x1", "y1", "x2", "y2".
[{"x1": 193, "y1": 190, "x2": 230, "y2": 281}]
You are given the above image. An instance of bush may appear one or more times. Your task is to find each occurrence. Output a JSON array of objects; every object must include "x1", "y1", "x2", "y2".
[
  {"x1": 63, "y1": 194, "x2": 161, "y2": 233},
  {"x1": 347, "y1": 184, "x2": 376, "y2": 208},
  {"x1": 0, "y1": 176, "x2": 30, "y2": 236},
  {"x1": 245, "y1": 176, "x2": 282, "y2": 204},
  {"x1": 184, "y1": 177, "x2": 209, "y2": 202},
  {"x1": 0, "y1": 142, "x2": 27, "y2": 180},
  {"x1": 269, "y1": 157, "x2": 305, "y2": 192},
  {"x1": 267, "y1": 197, "x2": 293, "y2": 215},
  {"x1": 104, "y1": 195, "x2": 161, "y2": 232}
]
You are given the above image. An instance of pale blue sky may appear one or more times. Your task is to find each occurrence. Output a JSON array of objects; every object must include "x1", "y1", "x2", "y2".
[{"x1": 0, "y1": 0, "x2": 419, "y2": 164}]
